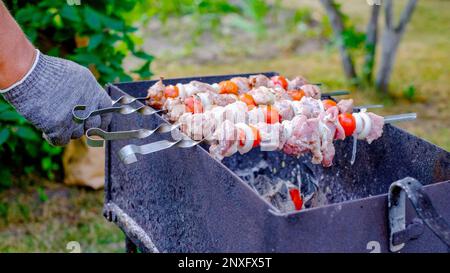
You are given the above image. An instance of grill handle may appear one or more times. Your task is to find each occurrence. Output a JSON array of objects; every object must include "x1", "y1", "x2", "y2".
[{"x1": 388, "y1": 177, "x2": 450, "y2": 252}]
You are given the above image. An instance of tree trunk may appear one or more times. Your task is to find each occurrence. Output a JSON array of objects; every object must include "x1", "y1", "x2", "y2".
[
  {"x1": 376, "y1": 0, "x2": 418, "y2": 93},
  {"x1": 320, "y1": 0, "x2": 357, "y2": 81},
  {"x1": 376, "y1": 30, "x2": 401, "y2": 92},
  {"x1": 362, "y1": 4, "x2": 380, "y2": 83}
]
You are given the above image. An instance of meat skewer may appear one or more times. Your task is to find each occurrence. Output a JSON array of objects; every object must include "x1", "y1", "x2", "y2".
[
  {"x1": 86, "y1": 97, "x2": 380, "y2": 147},
  {"x1": 145, "y1": 74, "x2": 343, "y2": 111},
  {"x1": 117, "y1": 110, "x2": 416, "y2": 166},
  {"x1": 73, "y1": 87, "x2": 349, "y2": 124}
]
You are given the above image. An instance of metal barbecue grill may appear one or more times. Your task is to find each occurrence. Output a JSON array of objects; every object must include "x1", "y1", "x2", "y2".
[{"x1": 99, "y1": 72, "x2": 450, "y2": 253}]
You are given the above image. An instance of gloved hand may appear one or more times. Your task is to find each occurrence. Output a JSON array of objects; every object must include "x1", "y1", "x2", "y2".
[{"x1": 1, "y1": 50, "x2": 112, "y2": 146}]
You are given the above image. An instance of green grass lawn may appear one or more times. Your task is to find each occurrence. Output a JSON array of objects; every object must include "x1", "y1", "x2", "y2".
[
  {"x1": 0, "y1": 0, "x2": 448, "y2": 253},
  {"x1": 0, "y1": 180, "x2": 124, "y2": 253}
]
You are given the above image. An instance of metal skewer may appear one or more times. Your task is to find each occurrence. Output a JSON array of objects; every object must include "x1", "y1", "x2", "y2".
[
  {"x1": 75, "y1": 90, "x2": 350, "y2": 123},
  {"x1": 349, "y1": 113, "x2": 417, "y2": 165},
  {"x1": 117, "y1": 112, "x2": 417, "y2": 165},
  {"x1": 323, "y1": 90, "x2": 349, "y2": 97},
  {"x1": 353, "y1": 104, "x2": 384, "y2": 111},
  {"x1": 83, "y1": 103, "x2": 378, "y2": 147},
  {"x1": 111, "y1": 95, "x2": 148, "y2": 105},
  {"x1": 85, "y1": 123, "x2": 180, "y2": 147},
  {"x1": 119, "y1": 137, "x2": 204, "y2": 165},
  {"x1": 384, "y1": 113, "x2": 417, "y2": 123},
  {"x1": 72, "y1": 104, "x2": 165, "y2": 124}
]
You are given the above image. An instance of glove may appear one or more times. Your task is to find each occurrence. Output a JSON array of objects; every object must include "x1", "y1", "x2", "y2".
[{"x1": 1, "y1": 50, "x2": 112, "y2": 146}]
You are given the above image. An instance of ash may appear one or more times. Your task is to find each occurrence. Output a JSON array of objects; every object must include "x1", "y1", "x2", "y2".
[{"x1": 234, "y1": 159, "x2": 320, "y2": 213}]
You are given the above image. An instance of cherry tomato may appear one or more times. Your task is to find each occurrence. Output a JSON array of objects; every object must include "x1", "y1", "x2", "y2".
[
  {"x1": 219, "y1": 80, "x2": 239, "y2": 95},
  {"x1": 289, "y1": 188, "x2": 303, "y2": 211},
  {"x1": 271, "y1": 75, "x2": 288, "y2": 90},
  {"x1": 184, "y1": 96, "x2": 203, "y2": 113},
  {"x1": 322, "y1": 99, "x2": 337, "y2": 110},
  {"x1": 164, "y1": 85, "x2": 179, "y2": 98},
  {"x1": 338, "y1": 113, "x2": 356, "y2": 137},
  {"x1": 287, "y1": 90, "x2": 305, "y2": 101},
  {"x1": 239, "y1": 93, "x2": 257, "y2": 109},
  {"x1": 238, "y1": 129, "x2": 246, "y2": 147},
  {"x1": 249, "y1": 125, "x2": 261, "y2": 148},
  {"x1": 264, "y1": 106, "x2": 281, "y2": 124}
]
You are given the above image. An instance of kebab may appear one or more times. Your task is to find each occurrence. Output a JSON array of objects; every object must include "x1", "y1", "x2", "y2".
[
  {"x1": 145, "y1": 74, "x2": 326, "y2": 115},
  {"x1": 146, "y1": 74, "x2": 316, "y2": 109},
  {"x1": 72, "y1": 74, "x2": 350, "y2": 125},
  {"x1": 145, "y1": 74, "x2": 357, "y2": 124},
  {"x1": 161, "y1": 93, "x2": 385, "y2": 167}
]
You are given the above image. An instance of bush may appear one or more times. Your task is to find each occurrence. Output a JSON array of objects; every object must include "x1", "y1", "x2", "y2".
[{"x1": 1, "y1": 0, "x2": 154, "y2": 189}]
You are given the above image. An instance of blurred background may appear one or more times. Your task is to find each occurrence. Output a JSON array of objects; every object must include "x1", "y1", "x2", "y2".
[{"x1": 0, "y1": 0, "x2": 448, "y2": 252}]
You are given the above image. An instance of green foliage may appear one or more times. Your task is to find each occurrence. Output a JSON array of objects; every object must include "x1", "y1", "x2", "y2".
[
  {"x1": 36, "y1": 187, "x2": 48, "y2": 203},
  {"x1": 403, "y1": 84, "x2": 417, "y2": 101},
  {"x1": 0, "y1": 97, "x2": 63, "y2": 189},
  {"x1": 1, "y1": 0, "x2": 154, "y2": 190},
  {"x1": 132, "y1": 0, "x2": 272, "y2": 42},
  {"x1": 6, "y1": 0, "x2": 154, "y2": 84}
]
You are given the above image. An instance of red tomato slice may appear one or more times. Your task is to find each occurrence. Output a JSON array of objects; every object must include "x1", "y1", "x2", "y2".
[
  {"x1": 219, "y1": 80, "x2": 239, "y2": 95},
  {"x1": 287, "y1": 90, "x2": 305, "y2": 101},
  {"x1": 289, "y1": 188, "x2": 303, "y2": 211},
  {"x1": 239, "y1": 93, "x2": 257, "y2": 108},
  {"x1": 271, "y1": 75, "x2": 288, "y2": 90},
  {"x1": 264, "y1": 106, "x2": 281, "y2": 124},
  {"x1": 249, "y1": 125, "x2": 261, "y2": 148},
  {"x1": 322, "y1": 99, "x2": 337, "y2": 110},
  {"x1": 338, "y1": 113, "x2": 356, "y2": 137}
]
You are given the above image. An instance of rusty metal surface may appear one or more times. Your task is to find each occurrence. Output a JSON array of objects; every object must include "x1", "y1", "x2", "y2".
[{"x1": 104, "y1": 73, "x2": 450, "y2": 253}]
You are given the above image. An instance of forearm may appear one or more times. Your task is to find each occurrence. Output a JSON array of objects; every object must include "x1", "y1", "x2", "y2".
[{"x1": 0, "y1": 1, "x2": 36, "y2": 89}]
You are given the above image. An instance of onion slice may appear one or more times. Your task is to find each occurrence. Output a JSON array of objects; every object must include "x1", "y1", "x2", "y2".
[
  {"x1": 197, "y1": 93, "x2": 211, "y2": 110},
  {"x1": 358, "y1": 112, "x2": 372, "y2": 140},
  {"x1": 350, "y1": 132, "x2": 358, "y2": 165},
  {"x1": 176, "y1": 83, "x2": 186, "y2": 99},
  {"x1": 352, "y1": 112, "x2": 363, "y2": 134}
]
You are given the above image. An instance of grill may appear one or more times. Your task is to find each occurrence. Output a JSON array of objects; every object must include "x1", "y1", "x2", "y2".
[{"x1": 101, "y1": 72, "x2": 450, "y2": 253}]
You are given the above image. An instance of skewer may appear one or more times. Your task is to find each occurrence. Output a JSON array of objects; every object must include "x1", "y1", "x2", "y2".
[
  {"x1": 110, "y1": 81, "x2": 326, "y2": 106},
  {"x1": 321, "y1": 90, "x2": 349, "y2": 97},
  {"x1": 119, "y1": 137, "x2": 203, "y2": 164},
  {"x1": 117, "y1": 112, "x2": 417, "y2": 165},
  {"x1": 384, "y1": 113, "x2": 417, "y2": 123},
  {"x1": 353, "y1": 104, "x2": 384, "y2": 111},
  {"x1": 83, "y1": 103, "x2": 383, "y2": 147},
  {"x1": 111, "y1": 95, "x2": 148, "y2": 105},
  {"x1": 349, "y1": 113, "x2": 417, "y2": 165},
  {"x1": 85, "y1": 123, "x2": 180, "y2": 147},
  {"x1": 73, "y1": 90, "x2": 350, "y2": 124},
  {"x1": 72, "y1": 104, "x2": 165, "y2": 124}
]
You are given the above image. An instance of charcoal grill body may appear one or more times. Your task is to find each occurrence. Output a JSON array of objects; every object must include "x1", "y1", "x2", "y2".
[{"x1": 104, "y1": 73, "x2": 450, "y2": 253}]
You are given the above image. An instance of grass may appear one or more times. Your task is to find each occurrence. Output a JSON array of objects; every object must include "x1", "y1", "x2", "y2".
[
  {"x1": 0, "y1": 179, "x2": 124, "y2": 253},
  {"x1": 1, "y1": 0, "x2": 448, "y2": 253}
]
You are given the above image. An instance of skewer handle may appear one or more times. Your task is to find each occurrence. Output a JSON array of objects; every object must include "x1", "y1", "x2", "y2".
[
  {"x1": 85, "y1": 123, "x2": 180, "y2": 147},
  {"x1": 72, "y1": 104, "x2": 164, "y2": 124},
  {"x1": 118, "y1": 137, "x2": 203, "y2": 164},
  {"x1": 111, "y1": 95, "x2": 148, "y2": 105}
]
